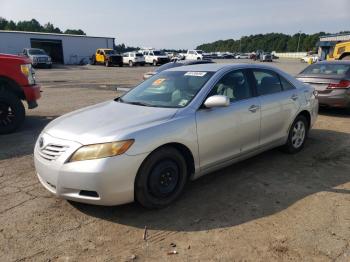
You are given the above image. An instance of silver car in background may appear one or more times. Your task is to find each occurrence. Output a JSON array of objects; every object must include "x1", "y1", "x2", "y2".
[
  {"x1": 22, "y1": 48, "x2": 52, "y2": 68},
  {"x1": 297, "y1": 61, "x2": 350, "y2": 109},
  {"x1": 34, "y1": 64, "x2": 318, "y2": 208}
]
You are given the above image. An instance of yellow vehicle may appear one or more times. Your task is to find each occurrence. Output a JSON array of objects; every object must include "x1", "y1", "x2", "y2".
[
  {"x1": 327, "y1": 41, "x2": 350, "y2": 60},
  {"x1": 91, "y1": 49, "x2": 123, "y2": 67}
]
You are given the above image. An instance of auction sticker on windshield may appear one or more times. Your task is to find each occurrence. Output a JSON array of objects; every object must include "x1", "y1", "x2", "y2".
[
  {"x1": 184, "y1": 72, "x2": 207, "y2": 77},
  {"x1": 152, "y1": 78, "x2": 166, "y2": 86}
]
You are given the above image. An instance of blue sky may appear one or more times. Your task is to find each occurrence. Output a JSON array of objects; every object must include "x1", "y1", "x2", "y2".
[{"x1": 1, "y1": 0, "x2": 349, "y2": 49}]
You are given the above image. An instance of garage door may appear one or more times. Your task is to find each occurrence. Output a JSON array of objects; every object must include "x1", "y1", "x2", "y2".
[{"x1": 30, "y1": 38, "x2": 64, "y2": 64}]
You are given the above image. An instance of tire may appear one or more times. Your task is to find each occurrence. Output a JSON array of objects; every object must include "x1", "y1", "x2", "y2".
[
  {"x1": 153, "y1": 60, "x2": 157, "y2": 66},
  {"x1": 140, "y1": 62, "x2": 145, "y2": 66},
  {"x1": 119, "y1": 63, "x2": 123, "y2": 67},
  {"x1": 105, "y1": 60, "x2": 110, "y2": 67},
  {"x1": 0, "y1": 89, "x2": 25, "y2": 134},
  {"x1": 282, "y1": 115, "x2": 308, "y2": 154},
  {"x1": 129, "y1": 60, "x2": 134, "y2": 67},
  {"x1": 135, "y1": 147, "x2": 188, "y2": 209},
  {"x1": 197, "y1": 57, "x2": 201, "y2": 60}
]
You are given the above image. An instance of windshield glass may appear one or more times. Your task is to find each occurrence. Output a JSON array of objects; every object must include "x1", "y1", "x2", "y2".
[
  {"x1": 153, "y1": 51, "x2": 166, "y2": 56},
  {"x1": 120, "y1": 70, "x2": 214, "y2": 108},
  {"x1": 28, "y1": 49, "x2": 46, "y2": 55},
  {"x1": 136, "y1": 53, "x2": 143, "y2": 57},
  {"x1": 301, "y1": 63, "x2": 350, "y2": 76},
  {"x1": 196, "y1": 50, "x2": 203, "y2": 54},
  {"x1": 104, "y1": 50, "x2": 116, "y2": 55}
]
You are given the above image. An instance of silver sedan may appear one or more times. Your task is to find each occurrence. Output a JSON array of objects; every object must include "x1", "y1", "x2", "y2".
[{"x1": 34, "y1": 64, "x2": 318, "y2": 208}]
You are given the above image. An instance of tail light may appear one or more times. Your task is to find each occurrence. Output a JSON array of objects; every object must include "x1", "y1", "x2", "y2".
[{"x1": 327, "y1": 80, "x2": 350, "y2": 89}]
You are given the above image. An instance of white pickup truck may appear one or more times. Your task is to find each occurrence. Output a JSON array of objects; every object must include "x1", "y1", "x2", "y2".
[
  {"x1": 142, "y1": 50, "x2": 170, "y2": 66},
  {"x1": 185, "y1": 50, "x2": 203, "y2": 60}
]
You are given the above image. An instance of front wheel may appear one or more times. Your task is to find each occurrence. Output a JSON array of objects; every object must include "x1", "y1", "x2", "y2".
[
  {"x1": 105, "y1": 60, "x2": 110, "y2": 67},
  {"x1": 282, "y1": 115, "x2": 308, "y2": 154},
  {"x1": 129, "y1": 60, "x2": 134, "y2": 67},
  {"x1": 0, "y1": 90, "x2": 25, "y2": 134},
  {"x1": 135, "y1": 147, "x2": 188, "y2": 209},
  {"x1": 153, "y1": 60, "x2": 157, "y2": 66}
]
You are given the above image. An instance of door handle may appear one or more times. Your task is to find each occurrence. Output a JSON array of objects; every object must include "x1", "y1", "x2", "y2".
[
  {"x1": 249, "y1": 105, "x2": 260, "y2": 113},
  {"x1": 291, "y1": 94, "x2": 298, "y2": 101}
]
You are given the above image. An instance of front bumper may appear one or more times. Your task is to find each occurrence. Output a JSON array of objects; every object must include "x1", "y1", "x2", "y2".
[
  {"x1": 318, "y1": 89, "x2": 350, "y2": 108},
  {"x1": 23, "y1": 84, "x2": 41, "y2": 103},
  {"x1": 34, "y1": 133, "x2": 148, "y2": 206}
]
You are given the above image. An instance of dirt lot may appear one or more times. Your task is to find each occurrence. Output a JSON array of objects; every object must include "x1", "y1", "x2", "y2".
[{"x1": 0, "y1": 59, "x2": 349, "y2": 261}]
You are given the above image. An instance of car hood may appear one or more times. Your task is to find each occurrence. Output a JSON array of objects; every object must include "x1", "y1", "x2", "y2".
[
  {"x1": 44, "y1": 100, "x2": 178, "y2": 144},
  {"x1": 30, "y1": 55, "x2": 49, "y2": 58}
]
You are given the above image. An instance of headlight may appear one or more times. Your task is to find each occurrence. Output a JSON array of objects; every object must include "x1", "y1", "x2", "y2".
[
  {"x1": 68, "y1": 140, "x2": 134, "y2": 162},
  {"x1": 20, "y1": 64, "x2": 35, "y2": 85}
]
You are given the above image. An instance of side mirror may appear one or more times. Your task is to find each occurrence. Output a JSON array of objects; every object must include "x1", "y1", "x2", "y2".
[{"x1": 204, "y1": 95, "x2": 230, "y2": 108}]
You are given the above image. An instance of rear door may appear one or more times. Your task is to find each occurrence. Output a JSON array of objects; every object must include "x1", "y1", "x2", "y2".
[
  {"x1": 196, "y1": 69, "x2": 261, "y2": 169},
  {"x1": 251, "y1": 69, "x2": 300, "y2": 146}
]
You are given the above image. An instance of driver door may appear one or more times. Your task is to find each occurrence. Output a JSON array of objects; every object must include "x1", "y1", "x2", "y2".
[{"x1": 196, "y1": 69, "x2": 261, "y2": 170}]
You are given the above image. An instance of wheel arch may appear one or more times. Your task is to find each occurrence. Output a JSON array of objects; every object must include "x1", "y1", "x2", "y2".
[
  {"x1": 339, "y1": 52, "x2": 350, "y2": 60},
  {"x1": 297, "y1": 110, "x2": 311, "y2": 130},
  {"x1": 0, "y1": 76, "x2": 25, "y2": 100},
  {"x1": 136, "y1": 142, "x2": 196, "y2": 182}
]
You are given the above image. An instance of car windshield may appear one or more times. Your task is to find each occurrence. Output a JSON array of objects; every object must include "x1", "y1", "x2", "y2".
[
  {"x1": 120, "y1": 70, "x2": 214, "y2": 108},
  {"x1": 28, "y1": 49, "x2": 46, "y2": 55},
  {"x1": 196, "y1": 50, "x2": 203, "y2": 54},
  {"x1": 104, "y1": 50, "x2": 116, "y2": 55},
  {"x1": 136, "y1": 53, "x2": 143, "y2": 57},
  {"x1": 153, "y1": 51, "x2": 166, "y2": 56},
  {"x1": 301, "y1": 63, "x2": 350, "y2": 76}
]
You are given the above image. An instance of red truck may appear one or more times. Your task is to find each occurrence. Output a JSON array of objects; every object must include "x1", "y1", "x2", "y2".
[{"x1": 0, "y1": 54, "x2": 41, "y2": 134}]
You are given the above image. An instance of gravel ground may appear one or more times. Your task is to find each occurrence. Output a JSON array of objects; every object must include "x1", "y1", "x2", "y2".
[{"x1": 0, "y1": 59, "x2": 349, "y2": 261}]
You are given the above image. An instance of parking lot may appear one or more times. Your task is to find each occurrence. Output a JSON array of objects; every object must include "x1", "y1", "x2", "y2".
[{"x1": 1, "y1": 58, "x2": 350, "y2": 261}]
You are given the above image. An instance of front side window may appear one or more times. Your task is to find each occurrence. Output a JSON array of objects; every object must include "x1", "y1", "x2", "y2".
[
  {"x1": 253, "y1": 70, "x2": 282, "y2": 95},
  {"x1": 208, "y1": 70, "x2": 252, "y2": 102},
  {"x1": 120, "y1": 71, "x2": 214, "y2": 108}
]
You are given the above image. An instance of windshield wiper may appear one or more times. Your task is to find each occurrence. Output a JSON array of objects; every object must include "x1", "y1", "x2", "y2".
[{"x1": 126, "y1": 101, "x2": 152, "y2": 107}]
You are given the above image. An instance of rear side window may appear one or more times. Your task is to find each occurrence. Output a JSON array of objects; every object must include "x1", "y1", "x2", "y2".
[
  {"x1": 279, "y1": 76, "x2": 295, "y2": 90},
  {"x1": 301, "y1": 64, "x2": 350, "y2": 76},
  {"x1": 252, "y1": 70, "x2": 282, "y2": 95}
]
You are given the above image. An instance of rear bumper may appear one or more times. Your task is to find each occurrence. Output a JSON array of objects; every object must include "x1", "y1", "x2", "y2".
[
  {"x1": 318, "y1": 89, "x2": 350, "y2": 108},
  {"x1": 22, "y1": 84, "x2": 41, "y2": 103}
]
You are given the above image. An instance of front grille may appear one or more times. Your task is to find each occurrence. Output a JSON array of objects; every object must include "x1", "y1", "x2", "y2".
[
  {"x1": 39, "y1": 144, "x2": 69, "y2": 161},
  {"x1": 38, "y1": 57, "x2": 48, "y2": 62}
]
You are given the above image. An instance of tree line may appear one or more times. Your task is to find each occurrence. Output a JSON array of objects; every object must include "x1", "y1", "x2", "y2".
[
  {"x1": 196, "y1": 32, "x2": 350, "y2": 53},
  {"x1": 0, "y1": 17, "x2": 86, "y2": 35}
]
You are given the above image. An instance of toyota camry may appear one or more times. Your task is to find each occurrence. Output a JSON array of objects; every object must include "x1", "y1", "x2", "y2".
[{"x1": 34, "y1": 64, "x2": 318, "y2": 208}]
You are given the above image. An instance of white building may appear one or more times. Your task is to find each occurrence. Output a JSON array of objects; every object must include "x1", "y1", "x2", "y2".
[{"x1": 0, "y1": 30, "x2": 115, "y2": 64}]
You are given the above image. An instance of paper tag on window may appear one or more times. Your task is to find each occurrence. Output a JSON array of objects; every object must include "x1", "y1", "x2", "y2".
[
  {"x1": 184, "y1": 72, "x2": 207, "y2": 77},
  {"x1": 152, "y1": 78, "x2": 166, "y2": 86}
]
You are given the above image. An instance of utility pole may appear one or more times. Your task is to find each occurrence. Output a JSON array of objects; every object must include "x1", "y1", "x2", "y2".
[{"x1": 297, "y1": 30, "x2": 302, "y2": 52}]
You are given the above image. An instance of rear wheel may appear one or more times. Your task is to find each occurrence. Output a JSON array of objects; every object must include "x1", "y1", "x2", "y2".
[
  {"x1": 105, "y1": 60, "x2": 110, "y2": 67},
  {"x1": 282, "y1": 115, "x2": 308, "y2": 154},
  {"x1": 153, "y1": 60, "x2": 157, "y2": 66},
  {"x1": 129, "y1": 60, "x2": 134, "y2": 67},
  {"x1": 135, "y1": 147, "x2": 188, "y2": 209},
  {"x1": 0, "y1": 89, "x2": 25, "y2": 134}
]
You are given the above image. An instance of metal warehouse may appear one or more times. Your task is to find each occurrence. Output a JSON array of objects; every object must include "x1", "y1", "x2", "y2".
[{"x1": 0, "y1": 30, "x2": 115, "y2": 64}]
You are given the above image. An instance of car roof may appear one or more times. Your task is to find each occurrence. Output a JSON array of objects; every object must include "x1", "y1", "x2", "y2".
[{"x1": 166, "y1": 63, "x2": 281, "y2": 72}]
